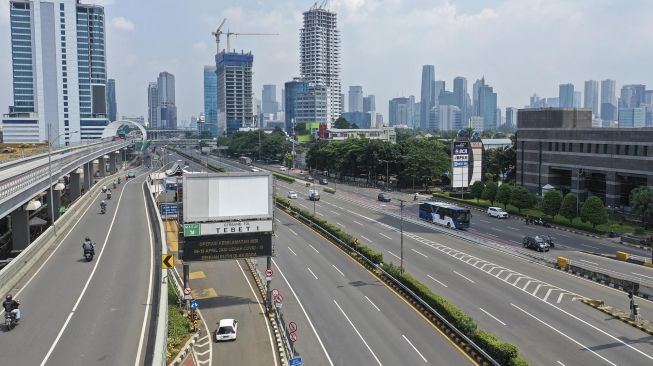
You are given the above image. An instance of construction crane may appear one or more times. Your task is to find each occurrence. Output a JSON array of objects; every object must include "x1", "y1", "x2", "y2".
[
  {"x1": 225, "y1": 31, "x2": 279, "y2": 53},
  {"x1": 211, "y1": 18, "x2": 227, "y2": 53}
]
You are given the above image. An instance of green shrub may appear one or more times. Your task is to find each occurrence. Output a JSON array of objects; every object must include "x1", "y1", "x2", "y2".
[
  {"x1": 273, "y1": 172, "x2": 295, "y2": 183},
  {"x1": 382, "y1": 262, "x2": 402, "y2": 277},
  {"x1": 510, "y1": 356, "x2": 530, "y2": 366},
  {"x1": 358, "y1": 245, "x2": 383, "y2": 264},
  {"x1": 323, "y1": 187, "x2": 336, "y2": 194},
  {"x1": 472, "y1": 330, "x2": 519, "y2": 365}
]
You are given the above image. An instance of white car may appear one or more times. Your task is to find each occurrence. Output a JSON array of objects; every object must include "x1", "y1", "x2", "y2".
[
  {"x1": 287, "y1": 191, "x2": 298, "y2": 199},
  {"x1": 487, "y1": 207, "x2": 509, "y2": 218},
  {"x1": 215, "y1": 319, "x2": 238, "y2": 342},
  {"x1": 280, "y1": 166, "x2": 288, "y2": 171}
]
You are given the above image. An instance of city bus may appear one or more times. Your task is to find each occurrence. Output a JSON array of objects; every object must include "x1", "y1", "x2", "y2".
[{"x1": 418, "y1": 201, "x2": 471, "y2": 229}]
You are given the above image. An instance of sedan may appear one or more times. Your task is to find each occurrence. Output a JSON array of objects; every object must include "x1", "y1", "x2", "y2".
[
  {"x1": 319, "y1": 178, "x2": 328, "y2": 185},
  {"x1": 523, "y1": 236, "x2": 550, "y2": 252},
  {"x1": 287, "y1": 191, "x2": 298, "y2": 199},
  {"x1": 377, "y1": 193, "x2": 391, "y2": 202},
  {"x1": 127, "y1": 171, "x2": 136, "y2": 178},
  {"x1": 280, "y1": 166, "x2": 288, "y2": 171},
  {"x1": 215, "y1": 319, "x2": 238, "y2": 342},
  {"x1": 487, "y1": 207, "x2": 509, "y2": 219}
]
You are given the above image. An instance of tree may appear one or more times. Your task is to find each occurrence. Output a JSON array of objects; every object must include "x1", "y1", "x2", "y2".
[
  {"x1": 559, "y1": 193, "x2": 578, "y2": 224},
  {"x1": 470, "y1": 181, "x2": 485, "y2": 202},
  {"x1": 630, "y1": 187, "x2": 653, "y2": 226},
  {"x1": 482, "y1": 181, "x2": 498, "y2": 205},
  {"x1": 496, "y1": 184, "x2": 513, "y2": 209},
  {"x1": 580, "y1": 196, "x2": 608, "y2": 228},
  {"x1": 510, "y1": 186, "x2": 535, "y2": 213},
  {"x1": 333, "y1": 117, "x2": 350, "y2": 129},
  {"x1": 294, "y1": 122, "x2": 307, "y2": 135},
  {"x1": 351, "y1": 122, "x2": 360, "y2": 129},
  {"x1": 541, "y1": 189, "x2": 563, "y2": 218}
]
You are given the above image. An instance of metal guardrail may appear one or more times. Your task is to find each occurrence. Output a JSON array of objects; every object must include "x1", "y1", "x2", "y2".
[
  {"x1": 0, "y1": 138, "x2": 117, "y2": 171},
  {"x1": 276, "y1": 200, "x2": 500, "y2": 366}
]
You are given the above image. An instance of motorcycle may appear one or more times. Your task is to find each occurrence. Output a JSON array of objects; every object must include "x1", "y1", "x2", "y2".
[
  {"x1": 83, "y1": 248, "x2": 95, "y2": 262},
  {"x1": 107, "y1": 192, "x2": 112, "y2": 200},
  {"x1": 117, "y1": 177, "x2": 121, "y2": 184},
  {"x1": 532, "y1": 218, "x2": 551, "y2": 228},
  {"x1": 100, "y1": 205, "x2": 106, "y2": 214},
  {"x1": 4, "y1": 310, "x2": 18, "y2": 331},
  {"x1": 545, "y1": 236, "x2": 555, "y2": 248},
  {"x1": 413, "y1": 194, "x2": 419, "y2": 201},
  {"x1": 113, "y1": 182, "x2": 117, "y2": 189}
]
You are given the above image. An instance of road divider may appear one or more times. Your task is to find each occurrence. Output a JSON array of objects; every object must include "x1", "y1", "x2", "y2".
[
  {"x1": 169, "y1": 148, "x2": 225, "y2": 172},
  {"x1": 273, "y1": 172, "x2": 295, "y2": 183},
  {"x1": 580, "y1": 298, "x2": 653, "y2": 336},
  {"x1": 323, "y1": 187, "x2": 336, "y2": 194}
]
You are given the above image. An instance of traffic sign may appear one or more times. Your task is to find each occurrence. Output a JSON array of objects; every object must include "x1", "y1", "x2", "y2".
[
  {"x1": 271, "y1": 288, "x2": 279, "y2": 298},
  {"x1": 289, "y1": 331, "x2": 297, "y2": 342},
  {"x1": 266, "y1": 269, "x2": 273, "y2": 278},
  {"x1": 161, "y1": 254, "x2": 174, "y2": 269},
  {"x1": 275, "y1": 294, "x2": 283, "y2": 304},
  {"x1": 184, "y1": 223, "x2": 200, "y2": 237},
  {"x1": 289, "y1": 357, "x2": 302, "y2": 366},
  {"x1": 190, "y1": 300, "x2": 199, "y2": 310},
  {"x1": 288, "y1": 321, "x2": 297, "y2": 333},
  {"x1": 184, "y1": 287, "x2": 192, "y2": 295}
]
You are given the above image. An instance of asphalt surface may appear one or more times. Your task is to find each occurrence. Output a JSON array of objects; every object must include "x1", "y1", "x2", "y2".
[{"x1": 0, "y1": 168, "x2": 154, "y2": 365}]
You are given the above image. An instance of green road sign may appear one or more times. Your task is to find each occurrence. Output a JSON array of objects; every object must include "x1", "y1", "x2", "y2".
[{"x1": 184, "y1": 223, "x2": 200, "y2": 237}]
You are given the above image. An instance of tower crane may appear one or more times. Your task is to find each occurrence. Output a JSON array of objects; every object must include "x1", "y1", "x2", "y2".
[
  {"x1": 211, "y1": 18, "x2": 227, "y2": 53},
  {"x1": 225, "y1": 31, "x2": 279, "y2": 53}
]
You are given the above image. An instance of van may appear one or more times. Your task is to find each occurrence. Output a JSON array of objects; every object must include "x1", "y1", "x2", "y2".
[{"x1": 309, "y1": 189, "x2": 320, "y2": 201}]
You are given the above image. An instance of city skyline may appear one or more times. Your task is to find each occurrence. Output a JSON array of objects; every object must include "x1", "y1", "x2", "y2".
[{"x1": 2, "y1": 0, "x2": 653, "y2": 124}]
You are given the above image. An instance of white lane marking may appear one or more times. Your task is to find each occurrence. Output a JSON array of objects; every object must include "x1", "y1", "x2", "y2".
[
  {"x1": 579, "y1": 259, "x2": 599, "y2": 266},
  {"x1": 353, "y1": 221, "x2": 364, "y2": 226},
  {"x1": 360, "y1": 235, "x2": 372, "y2": 242},
  {"x1": 402, "y1": 334, "x2": 428, "y2": 363},
  {"x1": 236, "y1": 261, "x2": 278, "y2": 366},
  {"x1": 332, "y1": 264, "x2": 345, "y2": 277},
  {"x1": 427, "y1": 274, "x2": 448, "y2": 288},
  {"x1": 479, "y1": 307, "x2": 506, "y2": 326},
  {"x1": 506, "y1": 226, "x2": 519, "y2": 231},
  {"x1": 556, "y1": 292, "x2": 566, "y2": 303},
  {"x1": 275, "y1": 218, "x2": 281, "y2": 223},
  {"x1": 632, "y1": 272, "x2": 653, "y2": 280},
  {"x1": 272, "y1": 259, "x2": 334, "y2": 365},
  {"x1": 298, "y1": 203, "x2": 308, "y2": 209},
  {"x1": 387, "y1": 251, "x2": 401, "y2": 260},
  {"x1": 378, "y1": 232, "x2": 392, "y2": 240},
  {"x1": 333, "y1": 300, "x2": 383, "y2": 366},
  {"x1": 288, "y1": 228, "x2": 299, "y2": 236},
  {"x1": 510, "y1": 240, "x2": 521, "y2": 245},
  {"x1": 580, "y1": 243, "x2": 599, "y2": 250},
  {"x1": 557, "y1": 233, "x2": 572, "y2": 238},
  {"x1": 511, "y1": 303, "x2": 616, "y2": 366},
  {"x1": 543, "y1": 288, "x2": 554, "y2": 302},
  {"x1": 532, "y1": 284, "x2": 542, "y2": 296},
  {"x1": 309, "y1": 244, "x2": 320, "y2": 254},
  {"x1": 40, "y1": 178, "x2": 130, "y2": 366},
  {"x1": 330, "y1": 210, "x2": 341, "y2": 216},
  {"x1": 315, "y1": 212, "x2": 322, "y2": 216},
  {"x1": 288, "y1": 247, "x2": 297, "y2": 256},
  {"x1": 364, "y1": 296, "x2": 381, "y2": 312},
  {"x1": 411, "y1": 248, "x2": 428, "y2": 258},
  {"x1": 134, "y1": 184, "x2": 155, "y2": 366},
  {"x1": 307, "y1": 267, "x2": 319, "y2": 279},
  {"x1": 479, "y1": 219, "x2": 491, "y2": 223},
  {"x1": 336, "y1": 222, "x2": 346, "y2": 227},
  {"x1": 485, "y1": 233, "x2": 498, "y2": 238},
  {"x1": 557, "y1": 361, "x2": 567, "y2": 366},
  {"x1": 453, "y1": 270, "x2": 475, "y2": 284}
]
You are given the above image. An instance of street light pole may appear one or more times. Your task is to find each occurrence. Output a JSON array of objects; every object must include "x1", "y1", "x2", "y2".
[
  {"x1": 47, "y1": 127, "x2": 79, "y2": 236},
  {"x1": 399, "y1": 199, "x2": 405, "y2": 274}
]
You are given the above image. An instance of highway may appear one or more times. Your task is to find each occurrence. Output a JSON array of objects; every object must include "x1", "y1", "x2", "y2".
[
  {"x1": 0, "y1": 168, "x2": 155, "y2": 365},
  {"x1": 191, "y1": 150, "x2": 653, "y2": 365}
]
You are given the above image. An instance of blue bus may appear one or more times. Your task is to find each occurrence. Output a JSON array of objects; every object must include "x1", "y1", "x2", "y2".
[{"x1": 418, "y1": 201, "x2": 471, "y2": 229}]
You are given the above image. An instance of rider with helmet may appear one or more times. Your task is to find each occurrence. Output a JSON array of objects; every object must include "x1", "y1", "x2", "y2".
[
  {"x1": 82, "y1": 237, "x2": 95, "y2": 256},
  {"x1": 3, "y1": 294, "x2": 20, "y2": 322}
]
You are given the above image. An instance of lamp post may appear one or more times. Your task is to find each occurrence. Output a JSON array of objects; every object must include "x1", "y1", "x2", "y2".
[
  {"x1": 379, "y1": 159, "x2": 397, "y2": 191},
  {"x1": 47, "y1": 126, "x2": 79, "y2": 235},
  {"x1": 576, "y1": 168, "x2": 584, "y2": 218},
  {"x1": 399, "y1": 199, "x2": 405, "y2": 274}
]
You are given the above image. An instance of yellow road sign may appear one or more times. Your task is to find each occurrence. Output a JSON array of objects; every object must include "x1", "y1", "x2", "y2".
[{"x1": 162, "y1": 254, "x2": 174, "y2": 269}]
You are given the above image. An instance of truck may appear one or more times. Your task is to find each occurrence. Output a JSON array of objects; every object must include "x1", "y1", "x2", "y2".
[
  {"x1": 239, "y1": 156, "x2": 252, "y2": 165},
  {"x1": 201, "y1": 147, "x2": 211, "y2": 155}
]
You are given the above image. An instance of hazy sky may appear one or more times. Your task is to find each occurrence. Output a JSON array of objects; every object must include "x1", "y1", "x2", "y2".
[{"x1": 1, "y1": 0, "x2": 652, "y2": 124}]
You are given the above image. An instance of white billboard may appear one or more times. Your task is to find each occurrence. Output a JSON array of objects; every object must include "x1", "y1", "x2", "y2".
[
  {"x1": 452, "y1": 141, "x2": 470, "y2": 188},
  {"x1": 183, "y1": 172, "x2": 273, "y2": 223}
]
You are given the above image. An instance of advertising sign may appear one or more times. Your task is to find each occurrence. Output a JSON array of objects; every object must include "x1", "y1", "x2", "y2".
[
  {"x1": 183, "y1": 172, "x2": 273, "y2": 223},
  {"x1": 160, "y1": 203, "x2": 178, "y2": 220},
  {"x1": 469, "y1": 141, "x2": 484, "y2": 187},
  {"x1": 182, "y1": 233, "x2": 273, "y2": 262},
  {"x1": 452, "y1": 141, "x2": 470, "y2": 188}
]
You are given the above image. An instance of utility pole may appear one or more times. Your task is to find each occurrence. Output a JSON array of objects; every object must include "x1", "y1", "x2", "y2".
[{"x1": 399, "y1": 199, "x2": 405, "y2": 274}]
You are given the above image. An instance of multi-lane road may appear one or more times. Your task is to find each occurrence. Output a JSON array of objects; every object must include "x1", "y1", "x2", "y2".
[{"x1": 0, "y1": 168, "x2": 155, "y2": 365}]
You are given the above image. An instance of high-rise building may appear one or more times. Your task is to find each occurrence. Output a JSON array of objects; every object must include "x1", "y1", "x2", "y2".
[
  {"x1": 472, "y1": 79, "x2": 483, "y2": 114},
  {"x1": 583, "y1": 80, "x2": 599, "y2": 117},
  {"x1": 300, "y1": 3, "x2": 341, "y2": 123},
  {"x1": 505, "y1": 107, "x2": 517, "y2": 127},
  {"x1": 340, "y1": 93, "x2": 345, "y2": 113},
  {"x1": 284, "y1": 78, "x2": 308, "y2": 133},
  {"x1": 438, "y1": 91, "x2": 456, "y2": 106},
  {"x1": 420, "y1": 65, "x2": 435, "y2": 130},
  {"x1": 262, "y1": 84, "x2": 279, "y2": 115},
  {"x1": 217, "y1": 51, "x2": 253, "y2": 135},
  {"x1": 453, "y1": 77, "x2": 468, "y2": 126},
  {"x1": 2, "y1": 0, "x2": 109, "y2": 144},
  {"x1": 438, "y1": 105, "x2": 462, "y2": 131},
  {"x1": 573, "y1": 91, "x2": 582, "y2": 108},
  {"x1": 294, "y1": 84, "x2": 328, "y2": 125},
  {"x1": 147, "y1": 82, "x2": 158, "y2": 128},
  {"x1": 600, "y1": 79, "x2": 617, "y2": 121},
  {"x1": 475, "y1": 78, "x2": 497, "y2": 130},
  {"x1": 496, "y1": 108, "x2": 503, "y2": 126},
  {"x1": 618, "y1": 107, "x2": 646, "y2": 128},
  {"x1": 203, "y1": 66, "x2": 218, "y2": 135},
  {"x1": 619, "y1": 84, "x2": 646, "y2": 108},
  {"x1": 559, "y1": 83, "x2": 575, "y2": 108},
  {"x1": 388, "y1": 97, "x2": 411, "y2": 126},
  {"x1": 157, "y1": 71, "x2": 177, "y2": 130},
  {"x1": 363, "y1": 95, "x2": 376, "y2": 113},
  {"x1": 348, "y1": 86, "x2": 363, "y2": 112},
  {"x1": 107, "y1": 79, "x2": 117, "y2": 122},
  {"x1": 434, "y1": 81, "x2": 446, "y2": 102}
]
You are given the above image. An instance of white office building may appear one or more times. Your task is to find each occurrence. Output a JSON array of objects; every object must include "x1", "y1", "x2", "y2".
[{"x1": 2, "y1": 0, "x2": 109, "y2": 144}]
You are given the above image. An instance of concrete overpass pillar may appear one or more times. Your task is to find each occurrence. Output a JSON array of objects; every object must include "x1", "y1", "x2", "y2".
[
  {"x1": 116, "y1": 150, "x2": 122, "y2": 166},
  {"x1": 48, "y1": 186, "x2": 62, "y2": 222},
  {"x1": 83, "y1": 162, "x2": 92, "y2": 191},
  {"x1": 70, "y1": 169, "x2": 82, "y2": 200},
  {"x1": 10, "y1": 208, "x2": 30, "y2": 251},
  {"x1": 108, "y1": 154, "x2": 117, "y2": 174},
  {"x1": 98, "y1": 156, "x2": 106, "y2": 177}
]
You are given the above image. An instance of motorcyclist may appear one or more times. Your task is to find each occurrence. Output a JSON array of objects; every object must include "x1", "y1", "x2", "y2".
[
  {"x1": 3, "y1": 294, "x2": 20, "y2": 322},
  {"x1": 413, "y1": 193, "x2": 419, "y2": 201},
  {"x1": 106, "y1": 189, "x2": 112, "y2": 200},
  {"x1": 82, "y1": 236, "x2": 95, "y2": 256},
  {"x1": 113, "y1": 181, "x2": 117, "y2": 189},
  {"x1": 117, "y1": 177, "x2": 121, "y2": 184},
  {"x1": 100, "y1": 200, "x2": 107, "y2": 212},
  {"x1": 102, "y1": 185, "x2": 107, "y2": 193}
]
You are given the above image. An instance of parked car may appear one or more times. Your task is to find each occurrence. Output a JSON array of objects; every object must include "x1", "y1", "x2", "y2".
[
  {"x1": 377, "y1": 193, "x2": 391, "y2": 202},
  {"x1": 309, "y1": 189, "x2": 320, "y2": 201},
  {"x1": 306, "y1": 176, "x2": 314, "y2": 182},
  {"x1": 280, "y1": 166, "x2": 288, "y2": 171},
  {"x1": 287, "y1": 191, "x2": 298, "y2": 199},
  {"x1": 319, "y1": 178, "x2": 328, "y2": 185},
  {"x1": 487, "y1": 207, "x2": 509, "y2": 219},
  {"x1": 215, "y1": 319, "x2": 238, "y2": 342},
  {"x1": 523, "y1": 236, "x2": 550, "y2": 252}
]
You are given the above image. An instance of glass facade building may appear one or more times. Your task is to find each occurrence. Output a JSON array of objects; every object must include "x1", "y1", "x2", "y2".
[{"x1": 203, "y1": 66, "x2": 218, "y2": 135}]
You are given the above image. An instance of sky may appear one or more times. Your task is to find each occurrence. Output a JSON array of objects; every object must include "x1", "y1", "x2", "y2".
[{"x1": 1, "y1": 0, "x2": 653, "y2": 125}]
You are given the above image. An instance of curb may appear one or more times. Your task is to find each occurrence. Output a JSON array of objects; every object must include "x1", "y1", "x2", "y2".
[
  {"x1": 169, "y1": 332, "x2": 200, "y2": 366},
  {"x1": 581, "y1": 299, "x2": 653, "y2": 336}
]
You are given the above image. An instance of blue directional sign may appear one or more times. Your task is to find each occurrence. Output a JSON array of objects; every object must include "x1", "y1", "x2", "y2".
[
  {"x1": 190, "y1": 300, "x2": 199, "y2": 310},
  {"x1": 289, "y1": 357, "x2": 302, "y2": 366},
  {"x1": 159, "y1": 203, "x2": 178, "y2": 220}
]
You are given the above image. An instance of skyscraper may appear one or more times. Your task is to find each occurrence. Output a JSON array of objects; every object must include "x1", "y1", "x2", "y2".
[
  {"x1": 619, "y1": 84, "x2": 646, "y2": 108},
  {"x1": 147, "y1": 82, "x2": 158, "y2": 128},
  {"x1": 284, "y1": 78, "x2": 308, "y2": 133},
  {"x1": 618, "y1": 107, "x2": 646, "y2": 128},
  {"x1": 300, "y1": 3, "x2": 341, "y2": 123},
  {"x1": 434, "y1": 81, "x2": 446, "y2": 102},
  {"x1": 157, "y1": 72, "x2": 177, "y2": 130},
  {"x1": 420, "y1": 65, "x2": 435, "y2": 130},
  {"x1": 262, "y1": 84, "x2": 279, "y2": 115},
  {"x1": 453, "y1": 77, "x2": 468, "y2": 127},
  {"x1": 217, "y1": 51, "x2": 254, "y2": 135},
  {"x1": 203, "y1": 66, "x2": 218, "y2": 135},
  {"x1": 348, "y1": 86, "x2": 363, "y2": 112},
  {"x1": 388, "y1": 97, "x2": 411, "y2": 126},
  {"x1": 2, "y1": 0, "x2": 109, "y2": 144},
  {"x1": 583, "y1": 80, "x2": 599, "y2": 117},
  {"x1": 600, "y1": 79, "x2": 617, "y2": 121},
  {"x1": 475, "y1": 78, "x2": 497, "y2": 130},
  {"x1": 363, "y1": 95, "x2": 376, "y2": 113},
  {"x1": 505, "y1": 107, "x2": 517, "y2": 127},
  {"x1": 107, "y1": 79, "x2": 117, "y2": 122},
  {"x1": 559, "y1": 83, "x2": 575, "y2": 108},
  {"x1": 573, "y1": 91, "x2": 582, "y2": 108}
]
